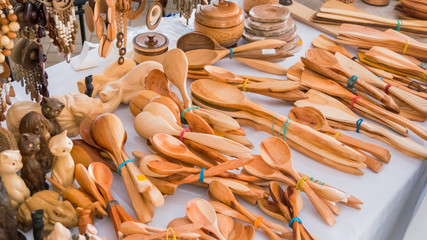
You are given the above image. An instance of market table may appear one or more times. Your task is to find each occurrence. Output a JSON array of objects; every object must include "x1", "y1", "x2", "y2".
[{"x1": 14, "y1": 13, "x2": 427, "y2": 240}]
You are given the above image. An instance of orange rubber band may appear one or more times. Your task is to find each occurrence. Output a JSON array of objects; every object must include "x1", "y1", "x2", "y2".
[{"x1": 254, "y1": 216, "x2": 264, "y2": 229}]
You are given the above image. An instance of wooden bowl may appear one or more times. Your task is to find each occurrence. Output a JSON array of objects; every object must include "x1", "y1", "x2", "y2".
[
  {"x1": 194, "y1": 0, "x2": 244, "y2": 47},
  {"x1": 362, "y1": 0, "x2": 390, "y2": 6},
  {"x1": 133, "y1": 32, "x2": 169, "y2": 64}
]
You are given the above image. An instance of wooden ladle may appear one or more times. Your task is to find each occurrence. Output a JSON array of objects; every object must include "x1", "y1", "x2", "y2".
[
  {"x1": 288, "y1": 106, "x2": 391, "y2": 162},
  {"x1": 260, "y1": 136, "x2": 336, "y2": 226},
  {"x1": 208, "y1": 180, "x2": 281, "y2": 240},
  {"x1": 186, "y1": 198, "x2": 226, "y2": 240}
]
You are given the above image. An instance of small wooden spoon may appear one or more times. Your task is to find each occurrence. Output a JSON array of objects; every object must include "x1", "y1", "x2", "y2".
[
  {"x1": 88, "y1": 162, "x2": 122, "y2": 235},
  {"x1": 163, "y1": 48, "x2": 191, "y2": 108},
  {"x1": 208, "y1": 180, "x2": 281, "y2": 240},
  {"x1": 186, "y1": 198, "x2": 226, "y2": 240},
  {"x1": 144, "y1": 69, "x2": 184, "y2": 110},
  {"x1": 243, "y1": 155, "x2": 294, "y2": 185},
  {"x1": 147, "y1": 161, "x2": 201, "y2": 175},
  {"x1": 260, "y1": 137, "x2": 336, "y2": 226},
  {"x1": 150, "y1": 133, "x2": 214, "y2": 168},
  {"x1": 143, "y1": 102, "x2": 182, "y2": 131},
  {"x1": 229, "y1": 221, "x2": 245, "y2": 240},
  {"x1": 217, "y1": 214, "x2": 234, "y2": 239},
  {"x1": 288, "y1": 106, "x2": 391, "y2": 162},
  {"x1": 74, "y1": 164, "x2": 106, "y2": 208},
  {"x1": 168, "y1": 217, "x2": 216, "y2": 240}
]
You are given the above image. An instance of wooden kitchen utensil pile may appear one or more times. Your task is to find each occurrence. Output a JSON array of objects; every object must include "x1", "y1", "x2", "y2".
[
  {"x1": 396, "y1": 0, "x2": 427, "y2": 20},
  {"x1": 244, "y1": 4, "x2": 302, "y2": 53},
  {"x1": 312, "y1": 0, "x2": 427, "y2": 37}
]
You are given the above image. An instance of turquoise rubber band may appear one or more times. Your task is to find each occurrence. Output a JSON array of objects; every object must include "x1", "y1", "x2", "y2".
[
  {"x1": 272, "y1": 114, "x2": 278, "y2": 136},
  {"x1": 280, "y1": 119, "x2": 292, "y2": 141},
  {"x1": 180, "y1": 106, "x2": 200, "y2": 124},
  {"x1": 118, "y1": 159, "x2": 135, "y2": 176},
  {"x1": 377, "y1": 75, "x2": 384, "y2": 80},
  {"x1": 420, "y1": 62, "x2": 427, "y2": 70},
  {"x1": 199, "y1": 168, "x2": 205, "y2": 182},
  {"x1": 229, "y1": 48, "x2": 233, "y2": 59},
  {"x1": 356, "y1": 118, "x2": 364, "y2": 133},
  {"x1": 396, "y1": 19, "x2": 403, "y2": 31},
  {"x1": 288, "y1": 217, "x2": 302, "y2": 228}
]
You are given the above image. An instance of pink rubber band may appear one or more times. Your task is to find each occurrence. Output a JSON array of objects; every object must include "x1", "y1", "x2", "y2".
[
  {"x1": 350, "y1": 96, "x2": 360, "y2": 110},
  {"x1": 385, "y1": 84, "x2": 392, "y2": 95},
  {"x1": 180, "y1": 128, "x2": 190, "y2": 142}
]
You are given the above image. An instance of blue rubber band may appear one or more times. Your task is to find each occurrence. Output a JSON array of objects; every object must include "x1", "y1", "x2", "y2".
[
  {"x1": 346, "y1": 75, "x2": 358, "y2": 93},
  {"x1": 279, "y1": 119, "x2": 292, "y2": 141},
  {"x1": 199, "y1": 168, "x2": 205, "y2": 182},
  {"x1": 180, "y1": 106, "x2": 200, "y2": 124},
  {"x1": 288, "y1": 217, "x2": 302, "y2": 227},
  {"x1": 396, "y1": 19, "x2": 403, "y2": 31},
  {"x1": 229, "y1": 48, "x2": 233, "y2": 59},
  {"x1": 356, "y1": 118, "x2": 364, "y2": 133},
  {"x1": 118, "y1": 159, "x2": 135, "y2": 176},
  {"x1": 377, "y1": 75, "x2": 384, "y2": 80},
  {"x1": 272, "y1": 114, "x2": 278, "y2": 136},
  {"x1": 420, "y1": 62, "x2": 427, "y2": 70}
]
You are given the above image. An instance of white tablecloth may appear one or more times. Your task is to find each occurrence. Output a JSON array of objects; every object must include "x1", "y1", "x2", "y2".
[{"x1": 14, "y1": 14, "x2": 427, "y2": 240}]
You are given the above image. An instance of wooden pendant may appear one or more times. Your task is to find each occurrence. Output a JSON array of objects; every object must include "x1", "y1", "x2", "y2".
[{"x1": 146, "y1": 1, "x2": 162, "y2": 30}]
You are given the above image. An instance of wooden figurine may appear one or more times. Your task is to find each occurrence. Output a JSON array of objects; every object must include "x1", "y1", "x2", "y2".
[
  {"x1": 0, "y1": 150, "x2": 30, "y2": 209},
  {"x1": 77, "y1": 58, "x2": 137, "y2": 97},
  {"x1": 41, "y1": 97, "x2": 65, "y2": 136},
  {"x1": 7, "y1": 92, "x2": 122, "y2": 138},
  {"x1": 49, "y1": 130, "x2": 75, "y2": 192},
  {"x1": 18, "y1": 111, "x2": 54, "y2": 173},
  {"x1": 77, "y1": 207, "x2": 93, "y2": 235},
  {"x1": 46, "y1": 222, "x2": 71, "y2": 240},
  {"x1": 31, "y1": 209, "x2": 44, "y2": 240},
  {"x1": 18, "y1": 133, "x2": 48, "y2": 195},
  {"x1": 99, "y1": 61, "x2": 163, "y2": 104},
  {"x1": 17, "y1": 190, "x2": 78, "y2": 232},
  {"x1": 0, "y1": 176, "x2": 20, "y2": 240}
]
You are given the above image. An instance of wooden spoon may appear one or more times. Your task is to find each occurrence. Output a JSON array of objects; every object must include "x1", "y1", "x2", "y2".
[
  {"x1": 217, "y1": 214, "x2": 234, "y2": 239},
  {"x1": 288, "y1": 106, "x2": 391, "y2": 162},
  {"x1": 143, "y1": 102, "x2": 182, "y2": 131},
  {"x1": 88, "y1": 162, "x2": 122, "y2": 235},
  {"x1": 244, "y1": 225, "x2": 255, "y2": 240},
  {"x1": 146, "y1": 160, "x2": 200, "y2": 175},
  {"x1": 134, "y1": 111, "x2": 252, "y2": 158},
  {"x1": 144, "y1": 69, "x2": 184, "y2": 110},
  {"x1": 305, "y1": 48, "x2": 399, "y2": 113},
  {"x1": 168, "y1": 217, "x2": 216, "y2": 240},
  {"x1": 71, "y1": 139, "x2": 118, "y2": 172},
  {"x1": 243, "y1": 155, "x2": 294, "y2": 185},
  {"x1": 186, "y1": 198, "x2": 226, "y2": 240},
  {"x1": 185, "y1": 39, "x2": 286, "y2": 69},
  {"x1": 312, "y1": 34, "x2": 352, "y2": 58},
  {"x1": 229, "y1": 221, "x2": 245, "y2": 240},
  {"x1": 208, "y1": 180, "x2": 281, "y2": 240},
  {"x1": 269, "y1": 182, "x2": 291, "y2": 220},
  {"x1": 193, "y1": 108, "x2": 245, "y2": 135},
  {"x1": 260, "y1": 137, "x2": 336, "y2": 226},
  {"x1": 150, "y1": 133, "x2": 214, "y2": 168},
  {"x1": 91, "y1": 113, "x2": 153, "y2": 192},
  {"x1": 191, "y1": 79, "x2": 364, "y2": 162},
  {"x1": 163, "y1": 48, "x2": 191, "y2": 108},
  {"x1": 74, "y1": 164, "x2": 106, "y2": 208}
]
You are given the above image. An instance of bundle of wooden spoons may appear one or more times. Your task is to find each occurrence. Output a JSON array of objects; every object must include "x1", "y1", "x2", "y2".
[
  {"x1": 243, "y1": 4, "x2": 302, "y2": 53},
  {"x1": 396, "y1": 0, "x2": 427, "y2": 20},
  {"x1": 313, "y1": 0, "x2": 427, "y2": 37},
  {"x1": 337, "y1": 24, "x2": 427, "y2": 61}
]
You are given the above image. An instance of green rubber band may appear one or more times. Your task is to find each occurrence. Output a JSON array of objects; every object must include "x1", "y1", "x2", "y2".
[
  {"x1": 396, "y1": 19, "x2": 403, "y2": 31},
  {"x1": 180, "y1": 106, "x2": 200, "y2": 124}
]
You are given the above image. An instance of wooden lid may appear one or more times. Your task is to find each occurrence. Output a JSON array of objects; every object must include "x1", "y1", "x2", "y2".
[
  {"x1": 246, "y1": 17, "x2": 294, "y2": 31},
  {"x1": 249, "y1": 4, "x2": 290, "y2": 23},
  {"x1": 133, "y1": 32, "x2": 169, "y2": 54},
  {"x1": 195, "y1": 0, "x2": 244, "y2": 28}
]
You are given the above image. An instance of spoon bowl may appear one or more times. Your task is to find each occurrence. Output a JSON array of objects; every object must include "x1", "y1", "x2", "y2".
[
  {"x1": 186, "y1": 198, "x2": 225, "y2": 240},
  {"x1": 204, "y1": 65, "x2": 245, "y2": 83}
]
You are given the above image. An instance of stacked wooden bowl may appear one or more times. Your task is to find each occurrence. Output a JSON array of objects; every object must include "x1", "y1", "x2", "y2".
[{"x1": 243, "y1": 4, "x2": 302, "y2": 53}]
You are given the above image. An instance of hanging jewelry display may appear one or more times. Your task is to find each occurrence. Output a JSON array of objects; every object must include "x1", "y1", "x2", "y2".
[
  {"x1": 116, "y1": 0, "x2": 129, "y2": 65},
  {"x1": 174, "y1": 0, "x2": 201, "y2": 24},
  {"x1": 43, "y1": 0, "x2": 78, "y2": 62},
  {"x1": 11, "y1": 0, "x2": 49, "y2": 101}
]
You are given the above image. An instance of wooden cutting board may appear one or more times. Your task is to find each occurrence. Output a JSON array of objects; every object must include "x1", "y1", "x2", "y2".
[
  {"x1": 243, "y1": 26, "x2": 298, "y2": 42},
  {"x1": 249, "y1": 4, "x2": 291, "y2": 23},
  {"x1": 246, "y1": 17, "x2": 294, "y2": 31},
  {"x1": 244, "y1": 21, "x2": 296, "y2": 37}
]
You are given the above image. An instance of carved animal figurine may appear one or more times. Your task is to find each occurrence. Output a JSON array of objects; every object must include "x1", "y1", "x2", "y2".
[
  {"x1": 49, "y1": 130, "x2": 75, "y2": 192},
  {"x1": 46, "y1": 222, "x2": 71, "y2": 240},
  {"x1": 18, "y1": 111, "x2": 54, "y2": 173},
  {"x1": 99, "y1": 61, "x2": 163, "y2": 104},
  {"x1": 41, "y1": 97, "x2": 65, "y2": 136},
  {"x1": 18, "y1": 133, "x2": 48, "y2": 195},
  {"x1": 31, "y1": 209, "x2": 44, "y2": 240},
  {"x1": 0, "y1": 176, "x2": 20, "y2": 240},
  {"x1": 77, "y1": 58, "x2": 137, "y2": 97},
  {"x1": 0, "y1": 150, "x2": 30, "y2": 209},
  {"x1": 17, "y1": 190, "x2": 78, "y2": 232},
  {"x1": 7, "y1": 92, "x2": 122, "y2": 138},
  {"x1": 77, "y1": 207, "x2": 93, "y2": 235},
  {"x1": 84, "y1": 75, "x2": 94, "y2": 97}
]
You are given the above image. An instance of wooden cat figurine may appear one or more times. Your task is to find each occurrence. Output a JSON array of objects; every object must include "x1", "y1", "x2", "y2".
[
  {"x1": 0, "y1": 176, "x2": 20, "y2": 240},
  {"x1": 41, "y1": 97, "x2": 65, "y2": 137},
  {"x1": 0, "y1": 150, "x2": 30, "y2": 209},
  {"x1": 49, "y1": 130, "x2": 75, "y2": 192},
  {"x1": 18, "y1": 133, "x2": 48, "y2": 195},
  {"x1": 19, "y1": 111, "x2": 54, "y2": 173}
]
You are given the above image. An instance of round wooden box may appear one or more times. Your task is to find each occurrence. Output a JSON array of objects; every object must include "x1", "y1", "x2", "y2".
[
  {"x1": 194, "y1": 0, "x2": 244, "y2": 48},
  {"x1": 133, "y1": 32, "x2": 169, "y2": 64},
  {"x1": 243, "y1": 0, "x2": 279, "y2": 14},
  {"x1": 362, "y1": 0, "x2": 390, "y2": 6}
]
